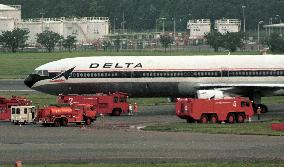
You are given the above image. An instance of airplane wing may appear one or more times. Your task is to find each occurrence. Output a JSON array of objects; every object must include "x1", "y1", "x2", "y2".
[{"x1": 199, "y1": 83, "x2": 284, "y2": 97}]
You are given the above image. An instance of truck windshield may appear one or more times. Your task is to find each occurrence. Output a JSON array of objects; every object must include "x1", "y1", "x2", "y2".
[{"x1": 120, "y1": 97, "x2": 127, "y2": 102}]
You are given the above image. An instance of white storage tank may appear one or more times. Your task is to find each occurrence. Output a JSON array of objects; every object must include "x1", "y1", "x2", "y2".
[
  {"x1": 0, "y1": 4, "x2": 21, "y2": 21},
  {"x1": 0, "y1": 17, "x2": 15, "y2": 33},
  {"x1": 215, "y1": 19, "x2": 241, "y2": 34},
  {"x1": 187, "y1": 19, "x2": 211, "y2": 39}
]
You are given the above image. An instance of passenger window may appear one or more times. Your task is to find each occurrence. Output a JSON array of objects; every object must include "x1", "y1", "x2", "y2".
[{"x1": 24, "y1": 108, "x2": 27, "y2": 114}]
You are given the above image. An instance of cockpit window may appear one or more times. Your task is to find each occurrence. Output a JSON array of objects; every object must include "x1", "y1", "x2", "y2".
[{"x1": 32, "y1": 70, "x2": 49, "y2": 76}]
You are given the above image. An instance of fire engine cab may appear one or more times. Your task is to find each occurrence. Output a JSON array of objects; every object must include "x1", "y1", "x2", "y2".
[{"x1": 176, "y1": 97, "x2": 254, "y2": 123}]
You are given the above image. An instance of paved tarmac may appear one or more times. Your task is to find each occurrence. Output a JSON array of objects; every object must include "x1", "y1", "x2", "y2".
[
  {"x1": 0, "y1": 107, "x2": 284, "y2": 165},
  {"x1": 0, "y1": 120, "x2": 283, "y2": 164},
  {"x1": 0, "y1": 79, "x2": 32, "y2": 91},
  {"x1": 0, "y1": 80, "x2": 284, "y2": 164}
]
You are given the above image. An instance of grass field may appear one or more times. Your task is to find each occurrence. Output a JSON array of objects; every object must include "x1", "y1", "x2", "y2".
[
  {"x1": 2, "y1": 91, "x2": 284, "y2": 107},
  {"x1": 2, "y1": 162, "x2": 284, "y2": 167},
  {"x1": 0, "y1": 91, "x2": 172, "y2": 107},
  {"x1": 0, "y1": 50, "x2": 259, "y2": 79},
  {"x1": 143, "y1": 121, "x2": 284, "y2": 136}
]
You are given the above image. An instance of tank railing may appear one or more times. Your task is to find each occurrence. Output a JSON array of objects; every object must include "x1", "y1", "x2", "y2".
[{"x1": 21, "y1": 17, "x2": 109, "y2": 23}]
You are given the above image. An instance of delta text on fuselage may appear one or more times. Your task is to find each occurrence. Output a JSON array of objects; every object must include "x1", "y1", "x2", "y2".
[{"x1": 89, "y1": 63, "x2": 143, "y2": 69}]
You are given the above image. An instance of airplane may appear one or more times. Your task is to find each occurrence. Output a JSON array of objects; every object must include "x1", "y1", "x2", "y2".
[{"x1": 24, "y1": 55, "x2": 284, "y2": 112}]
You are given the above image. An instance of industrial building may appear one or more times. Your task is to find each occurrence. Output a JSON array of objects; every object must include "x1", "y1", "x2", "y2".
[{"x1": 0, "y1": 4, "x2": 109, "y2": 45}]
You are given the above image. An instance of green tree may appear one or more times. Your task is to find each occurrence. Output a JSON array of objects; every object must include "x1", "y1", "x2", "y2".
[
  {"x1": 266, "y1": 33, "x2": 284, "y2": 53},
  {"x1": 62, "y1": 35, "x2": 77, "y2": 52},
  {"x1": 36, "y1": 30, "x2": 62, "y2": 52},
  {"x1": 204, "y1": 31, "x2": 223, "y2": 52},
  {"x1": 223, "y1": 32, "x2": 244, "y2": 52},
  {"x1": 102, "y1": 40, "x2": 111, "y2": 51},
  {"x1": 0, "y1": 28, "x2": 29, "y2": 53},
  {"x1": 160, "y1": 34, "x2": 174, "y2": 52}
]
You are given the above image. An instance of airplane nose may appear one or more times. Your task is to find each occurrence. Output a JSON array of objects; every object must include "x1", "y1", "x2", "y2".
[{"x1": 24, "y1": 74, "x2": 36, "y2": 88}]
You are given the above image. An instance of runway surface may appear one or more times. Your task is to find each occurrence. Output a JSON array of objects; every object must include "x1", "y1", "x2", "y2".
[
  {"x1": 0, "y1": 79, "x2": 31, "y2": 91},
  {"x1": 0, "y1": 107, "x2": 284, "y2": 165},
  {"x1": 0, "y1": 80, "x2": 284, "y2": 164}
]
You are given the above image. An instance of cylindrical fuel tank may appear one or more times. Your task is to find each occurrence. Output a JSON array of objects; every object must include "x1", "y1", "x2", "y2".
[{"x1": 42, "y1": 106, "x2": 74, "y2": 117}]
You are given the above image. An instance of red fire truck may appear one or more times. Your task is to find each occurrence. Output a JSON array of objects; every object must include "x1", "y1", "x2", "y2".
[
  {"x1": 36, "y1": 104, "x2": 97, "y2": 127},
  {"x1": 57, "y1": 92, "x2": 131, "y2": 116},
  {"x1": 0, "y1": 96, "x2": 32, "y2": 121},
  {"x1": 176, "y1": 97, "x2": 254, "y2": 123}
]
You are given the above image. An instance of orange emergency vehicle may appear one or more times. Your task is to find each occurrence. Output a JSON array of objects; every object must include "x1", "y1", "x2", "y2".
[{"x1": 176, "y1": 97, "x2": 254, "y2": 123}]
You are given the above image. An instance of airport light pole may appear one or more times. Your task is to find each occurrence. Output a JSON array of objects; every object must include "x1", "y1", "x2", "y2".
[
  {"x1": 275, "y1": 15, "x2": 282, "y2": 35},
  {"x1": 242, "y1": 5, "x2": 246, "y2": 33},
  {"x1": 258, "y1": 20, "x2": 264, "y2": 51},
  {"x1": 113, "y1": 18, "x2": 117, "y2": 34},
  {"x1": 160, "y1": 17, "x2": 166, "y2": 34},
  {"x1": 40, "y1": 9, "x2": 45, "y2": 33},
  {"x1": 173, "y1": 17, "x2": 176, "y2": 40},
  {"x1": 155, "y1": 19, "x2": 159, "y2": 32},
  {"x1": 269, "y1": 18, "x2": 273, "y2": 35}
]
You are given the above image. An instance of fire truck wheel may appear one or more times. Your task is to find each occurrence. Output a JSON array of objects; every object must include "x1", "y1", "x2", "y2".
[
  {"x1": 227, "y1": 113, "x2": 235, "y2": 124},
  {"x1": 85, "y1": 118, "x2": 92, "y2": 125},
  {"x1": 200, "y1": 115, "x2": 209, "y2": 123},
  {"x1": 42, "y1": 123, "x2": 48, "y2": 127},
  {"x1": 211, "y1": 115, "x2": 218, "y2": 123},
  {"x1": 186, "y1": 118, "x2": 195, "y2": 123},
  {"x1": 54, "y1": 119, "x2": 61, "y2": 127},
  {"x1": 60, "y1": 118, "x2": 68, "y2": 126},
  {"x1": 112, "y1": 109, "x2": 121, "y2": 116},
  {"x1": 237, "y1": 113, "x2": 245, "y2": 123}
]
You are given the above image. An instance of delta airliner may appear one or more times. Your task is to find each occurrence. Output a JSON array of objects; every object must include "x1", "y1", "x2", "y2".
[{"x1": 24, "y1": 55, "x2": 284, "y2": 111}]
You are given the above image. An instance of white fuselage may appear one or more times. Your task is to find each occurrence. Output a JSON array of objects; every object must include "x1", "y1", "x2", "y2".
[{"x1": 25, "y1": 55, "x2": 284, "y2": 97}]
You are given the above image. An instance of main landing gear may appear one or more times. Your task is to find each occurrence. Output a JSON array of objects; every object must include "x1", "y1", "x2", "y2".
[{"x1": 250, "y1": 94, "x2": 268, "y2": 113}]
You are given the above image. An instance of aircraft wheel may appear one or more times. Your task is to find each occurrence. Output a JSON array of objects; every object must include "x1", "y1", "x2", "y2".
[
  {"x1": 54, "y1": 119, "x2": 61, "y2": 127},
  {"x1": 227, "y1": 113, "x2": 235, "y2": 124},
  {"x1": 237, "y1": 113, "x2": 245, "y2": 123},
  {"x1": 211, "y1": 114, "x2": 218, "y2": 123},
  {"x1": 258, "y1": 104, "x2": 268, "y2": 113},
  {"x1": 200, "y1": 114, "x2": 209, "y2": 123}
]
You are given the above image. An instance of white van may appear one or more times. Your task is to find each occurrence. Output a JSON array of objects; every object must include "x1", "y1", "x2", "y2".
[{"x1": 11, "y1": 106, "x2": 35, "y2": 125}]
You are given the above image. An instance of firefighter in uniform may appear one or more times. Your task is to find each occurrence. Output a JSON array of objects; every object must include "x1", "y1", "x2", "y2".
[
  {"x1": 256, "y1": 106, "x2": 261, "y2": 120},
  {"x1": 134, "y1": 102, "x2": 138, "y2": 113},
  {"x1": 128, "y1": 104, "x2": 133, "y2": 116}
]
